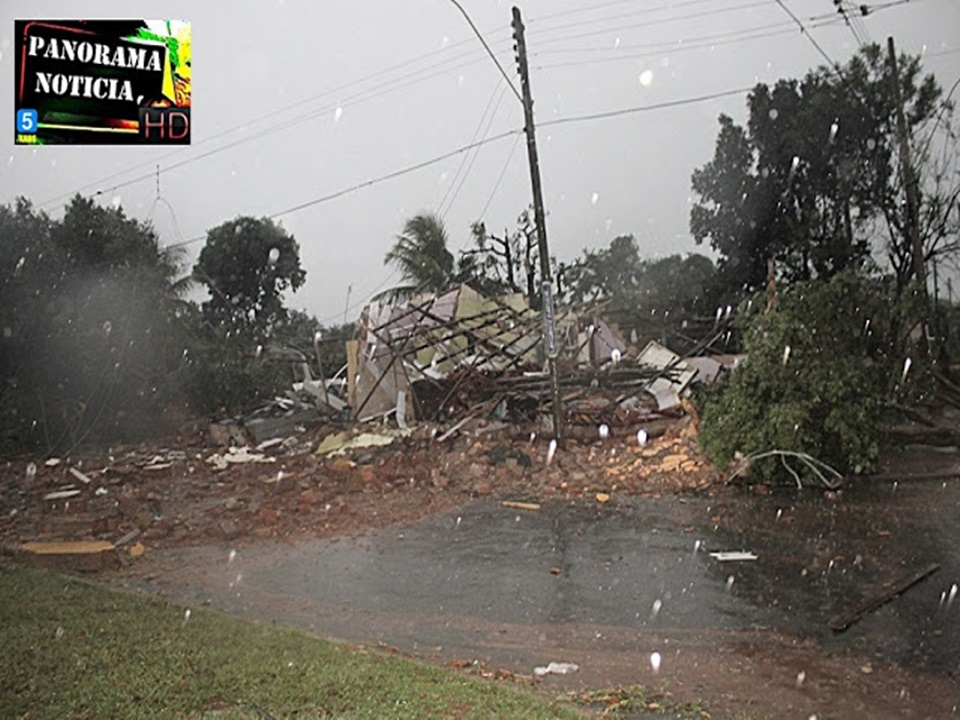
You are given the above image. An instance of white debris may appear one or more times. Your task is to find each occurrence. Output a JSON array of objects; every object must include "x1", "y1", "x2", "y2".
[
  {"x1": 534, "y1": 661, "x2": 579, "y2": 676},
  {"x1": 206, "y1": 446, "x2": 276, "y2": 471},
  {"x1": 710, "y1": 551, "x2": 757, "y2": 561},
  {"x1": 44, "y1": 489, "x2": 82, "y2": 501},
  {"x1": 68, "y1": 467, "x2": 93, "y2": 484}
]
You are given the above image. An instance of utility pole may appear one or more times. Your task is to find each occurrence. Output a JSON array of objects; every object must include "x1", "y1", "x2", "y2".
[
  {"x1": 887, "y1": 37, "x2": 925, "y2": 292},
  {"x1": 888, "y1": 36, "x2": 929, "y2": 358},
  {"x1": 512, "y1": 5, "x2": 563, "y2": 440}
]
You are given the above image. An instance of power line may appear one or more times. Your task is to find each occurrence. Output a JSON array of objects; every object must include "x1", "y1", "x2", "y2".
[
  {"x1": 441, "y1": 84, "x2": 512, "y2": 220},
  {"x1": 534, "y1": 24, "x2": 838, "y2": 70},
  {"x1": 162, "y1": 128, "x2": 523, "y2": 251},
  {"x1": 36, "y1": 29, "x2": 513, "y2": 210},
  {"x1": 530, "y1": 0, "x2": 706, "y2": 24},
  {"x1": 447, "y1": 0, "x2": 522, "y2": 102},
  {"x1": 774, "y1": 0, "x2": 840, "y2": 71},
  {"x1": 538, "y1": 87, "x2": 752, "y2": 128},
  {"x1": 40, "y1": 39, "x2": 513, "y2": 209},
  {"x1": 437, "y1": 79, "x2": 505, "y2": 217},
  {"x1": 535, "y1": 17, "x2": 803, "y2": 55},
  {"x1": 475, "y1": 133, "x2": 523, "y2": 229},
  {"x1": 529, "y1": 0, "x2": 771, "y2": 46}
]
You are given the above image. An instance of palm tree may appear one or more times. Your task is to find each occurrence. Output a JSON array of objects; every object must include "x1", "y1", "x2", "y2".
[{"x1": 378, "y1": 212, "x2": 455, "y2": 303}]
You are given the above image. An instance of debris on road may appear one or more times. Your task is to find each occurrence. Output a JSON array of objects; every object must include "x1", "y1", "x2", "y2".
[
  {"x1": 206, "y1": 446, "x2": 276, "y2": 470},
  {"x1": 18, "y1": 540, "x2": 118, "y2": 572},
  {"x1": 534, "y1": 661, "x2": 580, "y2": 677},
  {"x1": 501, "y1": 501, "x2": 541, "y2": 512},
  {"x1": 829, "y1": 562, "x2": 941, "y2": 632},
  {"x1": 709, "y1": 551, "x2": 758, "y2": 561}
]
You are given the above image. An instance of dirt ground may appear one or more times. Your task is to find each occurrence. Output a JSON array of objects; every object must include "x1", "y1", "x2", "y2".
[
  {"x1": 2, "y1": 415, "x2": 958, "y2": 720},
  {"x1": 0, "y1": 414, "x2": 715, "y2": 554}
]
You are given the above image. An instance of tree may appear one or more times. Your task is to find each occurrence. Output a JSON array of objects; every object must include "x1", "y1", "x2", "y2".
[
  {"x1": 691, "y1": 44, "x2": 948, "y2": 298},
  {"x1": 457, "y1": 207, "x2": 540, "y2": 299},
  {"x1": 0, "y1": 196, "x2": 192, "y2": 452},
  {"x1": 564, "y1": 234, "x2": 719, "y2": 347},
  {"x1": 194, "y1": 216, "x2": 306, "y2": 336},
  {"x1": 379, "y1": 213, "x2": 455, "y2": 302},
  {"x1": 566, "y1": 235, "x2": 644, "y2": 306},
  {"x1": 697, "y1": 270, "x2": 916, "y2": 484}
]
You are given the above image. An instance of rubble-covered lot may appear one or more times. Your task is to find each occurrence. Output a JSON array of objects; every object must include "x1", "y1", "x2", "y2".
[{"x1": 0, "y1": 414, "x2": 718, "y2": 567}]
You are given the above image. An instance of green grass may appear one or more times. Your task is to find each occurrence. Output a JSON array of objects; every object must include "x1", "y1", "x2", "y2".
[
  {"x1": 563, "y1": 685, "x2": 713, "y2": 718},
  {"x1": 0, "y1": 563, "x2": 583, "y2": 719}
]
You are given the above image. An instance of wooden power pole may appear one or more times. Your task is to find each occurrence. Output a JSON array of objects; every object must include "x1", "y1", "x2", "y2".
[
  {"x1": 512, "y1": 6, "x2": 563, "y2": 440},
  {"x1": 887, "y1": 36, "x2": 926, "y2": 292}
]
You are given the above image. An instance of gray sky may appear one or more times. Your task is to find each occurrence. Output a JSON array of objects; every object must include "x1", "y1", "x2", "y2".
[{"x1": 3, "y1": 0, "x2": 958, "y2": 324}]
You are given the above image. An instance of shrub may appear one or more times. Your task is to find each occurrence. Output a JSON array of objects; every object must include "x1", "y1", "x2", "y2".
[{"x1": 698, "y1": 271, "x2": 920, "y2": 484}]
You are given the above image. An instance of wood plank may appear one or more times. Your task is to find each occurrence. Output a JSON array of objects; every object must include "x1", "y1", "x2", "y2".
[
  {"x1": 829, "y1": 562, "x2": 940, "y2": 632},
  {"x1": 19, "y1": 540, "x2": 119, "y2": 572},
  {"x1": 501, "y1": 501, "x2": 541, "y2": 511}
]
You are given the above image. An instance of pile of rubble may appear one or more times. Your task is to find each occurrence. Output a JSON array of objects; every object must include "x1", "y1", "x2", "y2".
[{"x1": 1, "y1": 285, "x2": 737, "y2": 570}]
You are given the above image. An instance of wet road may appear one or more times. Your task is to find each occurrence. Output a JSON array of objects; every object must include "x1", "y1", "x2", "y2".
[{"x1": 122, "y1": 470, "x2": 960, "y2": 717}]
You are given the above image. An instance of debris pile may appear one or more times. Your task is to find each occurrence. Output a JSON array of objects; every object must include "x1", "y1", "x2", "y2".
[{"x1": 1, "y1": 285, "x2": 735, "y2": 569}]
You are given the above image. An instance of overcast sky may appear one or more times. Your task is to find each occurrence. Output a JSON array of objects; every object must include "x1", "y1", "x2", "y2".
[{"x1": 3, "y1": 0, "x2": 958, "y2": 324}]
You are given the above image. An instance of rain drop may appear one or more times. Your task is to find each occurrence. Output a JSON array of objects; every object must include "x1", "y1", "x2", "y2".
[
  {"x1": 947, "y1": 583, "x2": 957, "y2": 609},
  {"x1": 776, "y1": 509, "x2": 783, "y2": 520},
  {"x1": 650, "y1": 599, "x2": 662, "y2": 620},
  {"x1": 255, "y1": 344, "x2": 263, "y2": 359},
  {"x1": 866, "y1": 137, "x2": 876, "y2": 151},
  {"x1": 268, "y1": 247, "x2": 280, "y2": 265},
  {"x1": 829, "y1": 121, "x2": 839, "y2": 143},
  {"x1": 649, "y1": 651, "x2": 661, "y2": 673},
  {"x1": 103, "y1": 320, "x2": 113, "y2": 336},
  {"x1": 636, "y1": 429, "x2": 648, "y2": 445},
  {"x1": 796, "y1": 670, "x2": 806, "y2": 688},
  {"x1": 228, "y1": 549, "x2": 237, "y2": 564},
  {"x1": 638, "y1": 69, "x2": 654, "y2": 87},
  {"x1": 55, "y1": 626, "x2": 64, "y2": 640},
  {"x1": 334, "y1": 105, "x2": 343, "y2": 122},
  {"x1": 768, "y1": 108, "x2": 779, "y2": 120},
  {"x1": 610, "y1": 349, "x2": 621, "y2": 365},
  {"x1": 183, "y1": 609, "x2": 191, "y2": 624},
  {"x1": 693, "y1": 539, "x2": 702, "y2": 553},
  {"x1": 590, "y1": 192, "x2": 599, "y2": 205},
  {"x1": 598, "y1": 424, "x2": 609, "y2": 439},
  {"x1": 782, "y1": 345, "x2": 791, "y2": 365},
  {"x1": 546, "y1": 438, "x2": 557, "y2": 465},
  {"x1": 725, "y1": 575, "x2": 735, "y2": 591},
  {"x1": 901, "y1": 357, "x2": 912, "y2": 383}
]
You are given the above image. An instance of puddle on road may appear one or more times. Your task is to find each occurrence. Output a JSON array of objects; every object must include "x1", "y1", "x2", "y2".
[{"x1": 136, "y1": 478, "x2": 959, "y2": 679}]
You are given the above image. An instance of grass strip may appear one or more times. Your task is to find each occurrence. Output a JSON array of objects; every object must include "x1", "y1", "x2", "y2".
[{"x1": 0, "y1": 563, "x2": 582, "y2": 719}]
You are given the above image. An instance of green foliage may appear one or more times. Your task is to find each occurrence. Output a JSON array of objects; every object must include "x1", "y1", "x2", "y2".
[
  {"x1": 179, "y1": 320, "x2": 291, "y2": 418},
  {"x1": 380, "y1": 212, "x2": 455, "y2": 303},
  {"x1": 0, "y1": 196, "x2": 191, "y2": 454},
  {"x1": 184, "y1": 217, "x2": 307, "y2": 417},
  {"x1": 698, "y1": 271, "x2": 914, "y2": 483},
  {"x1": 194, "y1": 216, "x2": 306, "y2": 337},
  {"x1": 691, "y1": 43, "x2": 947, "y2": 297},
  {"x1": 564, "y1": 234, "x2": 719, "y2": 347}
]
